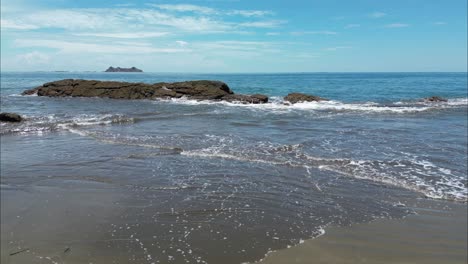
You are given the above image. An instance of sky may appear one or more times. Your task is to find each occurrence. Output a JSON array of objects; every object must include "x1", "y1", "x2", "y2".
[{"x1": 1, "y1": 0, "x2": 467, "y2": 72}]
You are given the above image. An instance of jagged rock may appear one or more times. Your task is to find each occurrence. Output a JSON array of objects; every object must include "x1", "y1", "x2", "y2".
[
  {"x1": 105, "y1": 66, "x2": 143, "y2": 72},
  {"x1": 424, "y1": 96, "x2": 448, "y2": 102},
  {"x1": 20, "y1": 79, "x2": 270, "y2": 103},
  {"x1": 0, "y1": 112, "x2": 23, "y2": 122},
  {"x1": 284, "y1": 93, "x2": 327, "y2": 104},
  {"x1": 157, "y1": 80, "x2": 233, "y2": 100}
]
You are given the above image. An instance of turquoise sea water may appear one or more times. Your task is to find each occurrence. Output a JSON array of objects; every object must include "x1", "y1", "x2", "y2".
[{"x1": 1, "y1": 72, "x2": 467, "y2": 263}]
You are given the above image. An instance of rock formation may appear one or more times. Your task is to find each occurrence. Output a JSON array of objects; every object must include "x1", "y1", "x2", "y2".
[
  {"x1": 22, "y1": 79, "x2": 269, "y2": 104},
  {"x1": 105, "y1": 66, "x2": 143, "y2": 72}
]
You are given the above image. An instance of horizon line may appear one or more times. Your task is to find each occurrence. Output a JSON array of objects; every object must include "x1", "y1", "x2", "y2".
[{"x1": 1, "y1": 71, "x2": 467, "y2": 74}]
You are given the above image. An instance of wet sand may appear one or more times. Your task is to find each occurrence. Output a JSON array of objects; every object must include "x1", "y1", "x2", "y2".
[
  {"x1": 258, "y1": 199, "x2": 467, "y2": 264},
  {"x1": 2, "y1": 181, "x2": 465, "y2": 264}
]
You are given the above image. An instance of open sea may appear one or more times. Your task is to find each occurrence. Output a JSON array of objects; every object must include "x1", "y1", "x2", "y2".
[{"x1": 1, "y1": 72, "x2": 467, "y2": 263}]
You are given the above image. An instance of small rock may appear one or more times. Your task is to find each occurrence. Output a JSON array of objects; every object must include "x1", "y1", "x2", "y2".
[
  {"x1": 0, "y1": 112, "x2": 23, "y2": 122},
  {"x1": 222, "y1": 94, "x2": 269, "y2": 104},
  {"x1": 284, "y1": 93, "x2": 327, "y2": 104},
  {"x1": 424, "y1": 96, "x2": 448, "y2": 102}
]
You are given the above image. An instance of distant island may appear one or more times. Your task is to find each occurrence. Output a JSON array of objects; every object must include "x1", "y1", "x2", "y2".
[{"x1": 105, "y1": 66, "x2": 143, "y2": 72}]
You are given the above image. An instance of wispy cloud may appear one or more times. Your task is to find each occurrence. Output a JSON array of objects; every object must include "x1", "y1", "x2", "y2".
[
  {"x1": 74, "y1": 32, "x2": 170, "y2": 38},
  {"x1": 385, "y1": 23, "x2": 409, "y2": 28},
  {"x1": 194, "y1": 40, "x2": 279, "y2": 53},
  {"x1": 1, "y1": 19, "x2": 39, "y2": 30},
  {"x1": 176, "y1": 40, "x2": 189, "y2": 47},
  {"x1": 148, "y1": 4, "x2": 273, "y2": 17},
  {"x1": 14, "y1": 39, "x2": 191, "y2": 54},
  {"x1": 290, "y1": 31, "x2": 338, "y2": 36},
  {"x1": 148, "y1": 4, "x2": 216, "y2": 14},
  {"x1": 1, "y1": 7, "x2": 281, "y2": 34},
  {"x1": 325, "y1": 46, "x2": 352, "y2": 51},
  {"x1": 370, "y1": 12, "x2": 387, "y2": 18},
  {"x1": 238, "y1": 20, "x2": 286, "y2": 28},
  {"x1": 1, "y1": 8, "x2": 232, "y2": 33},
  {"x1": 433, "y1": 21, "x2": 447, "y2": 25},
  {"x1": 290, "y1": 53, "x2": 320, "y2": 59},
  {"x1": 266, "y1": 32, "x2": 280, "y2": 36},
  {"x1": 114, "y1": 3, "x2": 135, "y2": 7},
  {"x1": 345, "y1": 24, "x2": 360, "y2": 29},
  {"x1": 16, "y1": 51, "x2": 50, "y2": 65},
  {"x1": 228, "y1": 10, "x2": 274, "y2": 17}
]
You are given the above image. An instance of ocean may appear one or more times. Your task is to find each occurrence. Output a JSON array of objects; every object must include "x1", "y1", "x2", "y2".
[{"x1": 1, "y1": 72, "x2": 467, "y2": 263}]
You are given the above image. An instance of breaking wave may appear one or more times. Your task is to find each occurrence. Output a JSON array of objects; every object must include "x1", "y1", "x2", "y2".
[
  {"x1": 0, "y1": 114, "x2": 135, "y2": 135},
  {"x1": 181, "y1": 138, "x2": 467, "y2": 203},
  {"x1": 156, "y1": 97, "x2": 468, "y2": 114}
]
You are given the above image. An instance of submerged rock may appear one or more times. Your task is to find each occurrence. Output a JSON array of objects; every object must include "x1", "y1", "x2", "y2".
[
  {"x1": 22, "y1": 79, "x2": 269, "y2": 104},
  {"x1": 424, "y1": 96, "x2": 448, "y2": 102},
  {"x1": 222, "y1": 94, "x2": 269, "y2": 104},
  {"x1": 284, "y1": 93, "x2": 327, "y2": 104},
  {"x1": 0, "y1": 112, "x2": 23, "y2": 122}
]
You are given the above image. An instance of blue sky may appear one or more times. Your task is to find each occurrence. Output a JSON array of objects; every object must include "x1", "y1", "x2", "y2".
[{"x1": 1, "y1": 0, "x2": 466, "y2": 72}]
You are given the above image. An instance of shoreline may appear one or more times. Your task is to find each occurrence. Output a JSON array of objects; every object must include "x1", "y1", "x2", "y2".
[{"x1": 257, "y1": 198, "x2": 467, "y2": 264}]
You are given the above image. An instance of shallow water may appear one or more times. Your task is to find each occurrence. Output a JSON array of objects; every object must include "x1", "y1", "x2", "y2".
[{"x1": 1, "y1": 72, "x2": 467, "y2": 263}]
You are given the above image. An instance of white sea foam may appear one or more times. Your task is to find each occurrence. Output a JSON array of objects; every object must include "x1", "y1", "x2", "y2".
[
  {"x1": 0, "y1": 113, "x2": 134, "y2": 135},
  {"x1": 182, "y1": 145, "x2": 467, "y2": 202},
  {"x1": 156, "y1": 96, "x2": 467, "y2": 114}
]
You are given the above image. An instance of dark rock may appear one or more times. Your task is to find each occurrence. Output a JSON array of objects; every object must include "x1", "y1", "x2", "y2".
[
  {"x1": 284, "y1": 93, "x2": 327, "y2": 104},
  {"x1": 21, "y1": 79, "x2": 247, "y2": 102},
  {"x1": 105, "y1": 66, "x2": 143, "y2": 72},
  {"x1": 251, "y1": 94, "x2": 269, "y2": 103},
  {"x1": 22, "y1": 88, "x2": 38, "y2": 95},
  {"x1": 424, "y1": 96, "x2": 448, "y2": 102},
  {"x1": 0, "y1": 112, "x2": 23, "y2": 122},
  {"x1": 159, "y1": 80, "x2": 233, "y2": 100},
  {"x1": 222, "y1": 94, "x2": 269, "y2": 104}
]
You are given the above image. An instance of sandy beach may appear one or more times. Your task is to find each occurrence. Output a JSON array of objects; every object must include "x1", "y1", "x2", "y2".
[{"x1": 259, "y1": 199, "x2": 467, "y2": 264}]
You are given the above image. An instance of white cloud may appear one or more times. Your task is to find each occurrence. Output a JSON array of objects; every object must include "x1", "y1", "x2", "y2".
[
  {"x1": 16, "y1": 51, "x2": 50, "y2": 64},
  {"x1": 1, "y1": 19, "x2": 39, "y2": 30},
  {"x1": 433, "y1": 21, "x2": 447, "y2": 25},
  {"x1": 113, "y1": 41, "x2": 153, "y2": 47},
  {"x1": 290, "y1": 31, "x2": 338, "y2": 36},
  {"x1": 25, "y1": 9, "x2": 115, "y2": 30},
  {"x1": 149, "y1": 4, "x2": 216, "y2": 14},
  {"x1": 266, "y1": 32, "x2": 280, "y2": 36},
  {"x1": 345, "y1": 24, "x2": 360, "y2": 29},
  {"x1": 1, "y1": 6, "x2": 283, "y2": 35},
  {"x1": 176, "y1": 40, "x2": 189, "y2": 47},
  {"x1": 15, "y1": 39, "x2": 191, "y2": 54},
  {"x1": 74, "y1": 32, "x2": 170, "y2": 38},
  {"x1": 291, "y1": 53, "x2": 320, "y2": 59},
  {"x1": 228, "y1": 10, "x2": 274, "y2": 17},
  {"x1": 326, "y1": 46, "x2": 352, "y2": 51},
  {"x1": 149, "y1": 4, "x2": 273, "y2": 17},
  {"x1": 2, "y1": 8, "x2": 232, "y2": 33},
  {"x1": 370, "y1": 12, "x2": 387, "y2": 18},
  {"x1": 385, "y1": 23, "x2": 409, "y2": 28},
  {"x1": 114, "y1": 3, "x2": 135, "y2": 7},
  {"x1": 194, "y1": 41, "x2": 278, "y2": 54},
  {"x1": 238, "y1": 20, "x2": 286, "y2": 28}
]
